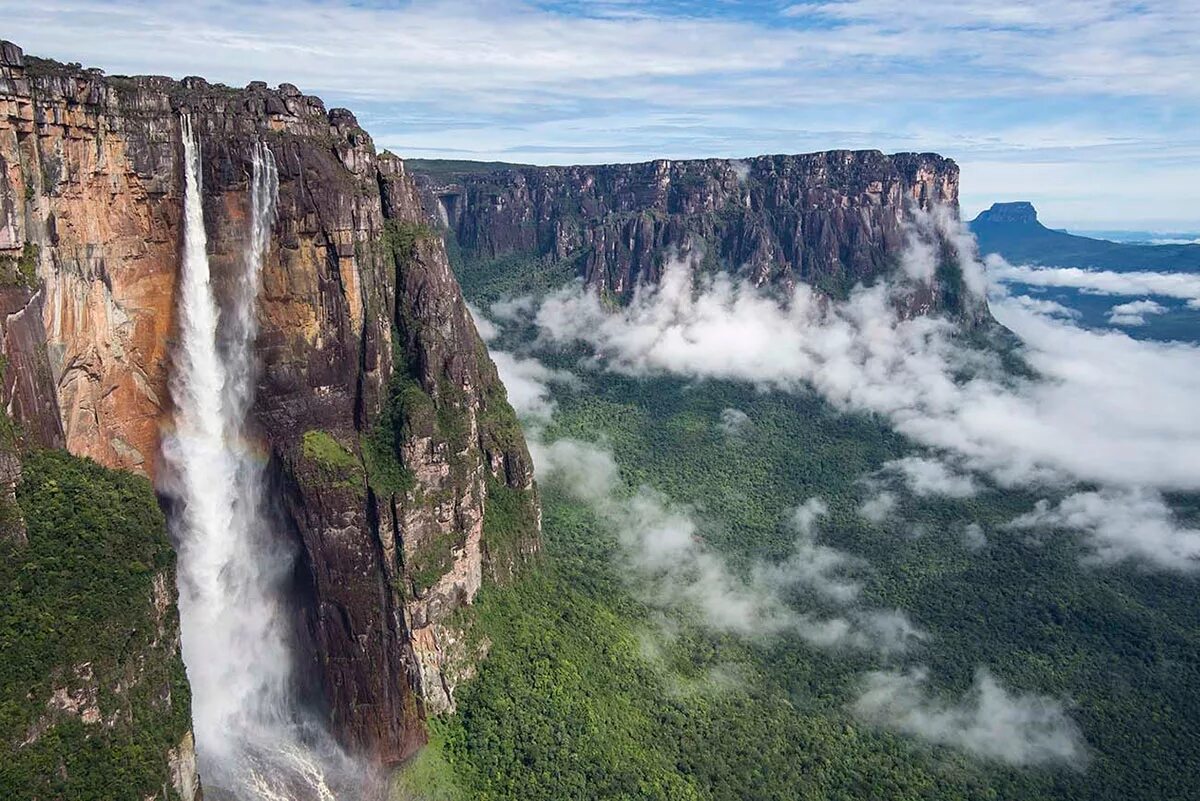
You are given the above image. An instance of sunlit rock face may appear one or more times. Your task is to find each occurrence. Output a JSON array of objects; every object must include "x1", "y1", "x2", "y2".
[
  {"x1": 0, "y1": 38, "x2": 539, "y2": 776},
  {"x1": 411, "y1": 152, "x2": 965, "y2": 306}
]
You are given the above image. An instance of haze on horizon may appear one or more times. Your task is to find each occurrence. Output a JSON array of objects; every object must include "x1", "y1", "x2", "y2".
[{"x1": 6, "y1": 0, "x2": 1197, "y2": 230}]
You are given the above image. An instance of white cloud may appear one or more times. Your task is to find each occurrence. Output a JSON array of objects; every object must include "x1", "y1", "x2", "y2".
[
  {"x1": 717, "y1": 407, "x2": 752, "y2": 437},
  {"x1": 465, "y1": 301, "x2": 498, "y2": 341},
  {"x1": 787, "y1": 0, "x2": 1200, "y2": 99},
  {"x1": 7, "y1": 1, "x2": 1200, "y2": 224},
  {"x1": 503, "y1": 350, "x2": 875, "y2": 642},
  {"x1": 534, "y1": 250, "x2": 1200, "y2": 496},
  {"x1": 910, "y1": 206, "x2": 989, "y2": 296},
  {"x1": 962, "y1": 522, "x2": 988, "y2": 551},
  {"x1": 987, "y1": 260, "x2": 1200, "y2": 305},
  {"x1": 1008, "y1": 489, "x2": 1200, "y2": 572},
  {"x1": 728, "y1": 159, "x2": 750, "y2": 183},
  {"x1": 472, "y1": 304, "x2": 580, "y2": 425},
  {"x1": 859, "y1": 491, "x2": 898, "y2": 523},
  {"x1": 754, "y1": 499, "x2": 863, "y2": 605},
  {"x1": 532, "y1": 438, "x2": 922, "y2": 653},
  {"x1": 853, "y1": 667, "x2": 1087, "y2": 767},
  {"x1": 489, "y1": 351, "x2": 579, "y2": 423},
  {"x1": 883, "y1": 456, "x2": 979, "y2": 498},
  {"x1": 1106, "y1": 299, "x2": 1167, "y2": 327},
  {"x1": 15, "y1": 0, "x2": 1195, "y2": 107},
  {"x1": 526, "y1": 215, "x2": 1200, "y2": 571},
  {"x1": 489, "y1": 295, "x2": 538, "y2": 324},
  {"x1": 1003, "y1": 295, "x2": 1081, "y2": 320}
]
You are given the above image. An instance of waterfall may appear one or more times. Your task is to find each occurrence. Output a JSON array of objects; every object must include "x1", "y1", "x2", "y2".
[{"x1": 166, "y1": 117, "x2": 354, "y2": 800}]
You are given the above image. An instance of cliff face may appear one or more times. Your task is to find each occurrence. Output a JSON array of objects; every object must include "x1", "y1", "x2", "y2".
[
  {"x1": 0, "y1": 39, "x2": 538, "y2": 773},
  {"x1": 411, "y1": 152, "x2": 964, "y2": 308}
]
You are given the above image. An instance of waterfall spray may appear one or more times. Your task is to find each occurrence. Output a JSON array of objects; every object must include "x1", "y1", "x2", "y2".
[{"x1": 166, "y1": 117, "x2": 352, "y2": 799}]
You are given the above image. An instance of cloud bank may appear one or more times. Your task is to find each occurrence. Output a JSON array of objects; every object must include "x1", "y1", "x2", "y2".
[
  {"x1": 883, "y1": 456, "x2": 979, "y2": 498},
  {"x1": 474, "y1": 302, "x2": 923, "y2": 653},
  {"x1": 477, "y1": 248, "x2": 1103, "y2": 765},
  {"x1": 717, "y1": 407, "x2": 753, "y2": 437},
  {"x1": 536, "y1": 263, "x2": 1200, "y2": 495},
  {"x1": 987, "y1": 260, "x2": 1200, "y2": 305},
  {"x1": 488, "y1": 351, "x2": 578, "y2": 424},
  {"x1": 1003, "y1": 294, "x2": 1082, "y2": 320},
  {"x1": 524, "y1": 218, "x2": 1200, "y2": 571}
]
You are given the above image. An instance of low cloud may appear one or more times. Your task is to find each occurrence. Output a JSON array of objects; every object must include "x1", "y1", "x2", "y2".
[
  {"x1": 853, "y1": 668, "x2": 1087, "y2": 767},
  {"x1": 1004, "y1": 294, "x2": 1081, "y2": 319},
  {"x1": 533, "y1": 438, "x2": 922, "y2": 653},
  {"x1": 988, "y1": 260, "x2": 1200, "y2": 305},
  {"x1": 489, "y1": 295, "x2": 538, "y2": 324},
  {"x1": 961, "y1": 522, "x2": 988, "y2": 551},
  {"x1": 902, "y1": 206, "x2": 988, "y2": 295},
  {"x1": 728, "y1": 159, "x2": 751, "y2": 183},
  {"x1": 754, "y1": 499, "x2": 863, "y2": 605},
  {"x1": 883, "y1": 456, "x2": 979, "y2": 498},
  {"x1": 859, "y1": 490, "x2": 898, "y2": 524},
  {"x1": 1106, "y1": 299, "x2": 1167, "y2": 326},
  {"x1": 532, "y1": 219, "x2": 1200, "y2": 568},
  {"x1": 465, "y1": 301, "x2": 498, "y2": 341},
  {"x1": 482, "y1": 313, "x2": 919, "y2": 650},
  {"x1": 529, "y1": 217, "x2": 1200, "y2": 570},
  {"x1": 717, "y1": 407, "x2": 752, "y2": 437},
  {"x1": 1008, "y1": 489, "x2": 1200, "y2": 572},
  {"x1": 489, "y1": 351, "x2": 580, "y2": 423}
]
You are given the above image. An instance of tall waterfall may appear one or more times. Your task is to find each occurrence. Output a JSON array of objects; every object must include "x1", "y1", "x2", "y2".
[{"x1": 166, "y1": 117, "x2": 353, "y2": 799}]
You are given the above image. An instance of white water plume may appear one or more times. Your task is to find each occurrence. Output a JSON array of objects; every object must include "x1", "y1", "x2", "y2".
[{"x1": 165, "y1": 117, "x2": 355, "y2": 799}]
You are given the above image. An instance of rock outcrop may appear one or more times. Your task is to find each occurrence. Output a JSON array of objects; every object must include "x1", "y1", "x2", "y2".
[
  {"x1": 0, "y1": 38, "x2": 539, "y2": 774},
  {"x1": 410, "y1": 153, "x2": 967, "y2": 310}
]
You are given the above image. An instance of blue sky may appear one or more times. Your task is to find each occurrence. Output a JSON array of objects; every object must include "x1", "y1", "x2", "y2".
[{"x1": 5, "y1": 0, "x2": 1198, "y2": 228}]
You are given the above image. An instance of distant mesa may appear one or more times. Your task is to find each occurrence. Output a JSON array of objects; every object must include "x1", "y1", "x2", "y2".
[
  {"x1": 972, "y1": 201, "x2": 1039, "y2": 225},
  {"x1": 969, "y1": 201, "x2": 1199, "y2": 273}
]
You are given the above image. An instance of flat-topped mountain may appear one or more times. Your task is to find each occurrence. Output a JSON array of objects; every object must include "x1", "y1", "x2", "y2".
[
  {"x1": 409, "y1": 152, "x2": 983, "y2": 318},
  {"x1": 970, "y1": 202, "x2": 1200, "y2": 272},
  {"x1": 973, "y1": 200, "x2": 1039, "y2": 224}
]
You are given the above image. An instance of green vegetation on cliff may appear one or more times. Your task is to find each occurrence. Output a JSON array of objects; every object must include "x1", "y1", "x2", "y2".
[
  {"x1": 0, "y1": 242, "x2": 40, "y2": 287},
  {"x1": 0, "y1": 449, "x2": 192, "y2": 801},
  {"x1": 480, "y1": 476, "x2": 539, "y2": 582}
]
